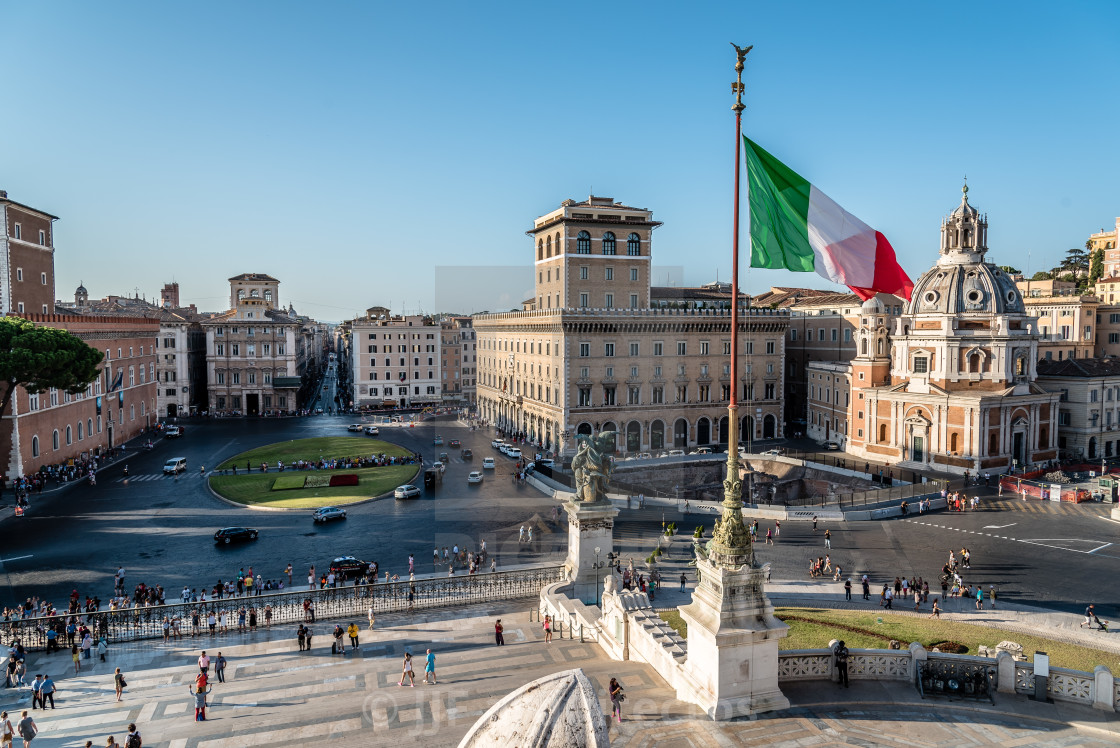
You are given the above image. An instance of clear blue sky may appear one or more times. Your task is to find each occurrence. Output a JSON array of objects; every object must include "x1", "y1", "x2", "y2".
[{"x1": 3, "y1": 1, "x2": 1117, "y2": 321}]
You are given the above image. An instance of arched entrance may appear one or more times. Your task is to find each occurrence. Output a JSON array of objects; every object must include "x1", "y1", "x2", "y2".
[
  {"x1": 1089, "y1": 436, "x2": 1097, "y2": 460},
  {"x1": 697, "y1": 417, "x2": 711, "y2": 445},
  {"x1": 673, "y1": 419, "x2": 688, "y2": 448},
  {"x1": 577, "y1": 422, "x2": 593, "y2": 438},
  {"x1": 651, "y1": 420, "x2": 665, "y2": 450},
  {"x1": 763, "y1": 414, "x2": 776, "y2": 439},
  {"x1": 718, "y1": 416, "x2": 728, "y2": 444},
  {"x1": 626, "y1": 421, "x2": 641, "y2": 453},
  {"x1": 167, "y1": 404, "x2": 178, "y2": 418},
  {"x1": 602, "y1": 422, "x2": 618, "y2": 452}
]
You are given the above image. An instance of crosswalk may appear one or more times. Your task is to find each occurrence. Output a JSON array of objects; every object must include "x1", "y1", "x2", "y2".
[
  {"x1": 115, "y1": 473, "x2": 181, "y2": 482},
  {"x1": 980, "y1": 499, "x2": 1111, "y2": 515}
]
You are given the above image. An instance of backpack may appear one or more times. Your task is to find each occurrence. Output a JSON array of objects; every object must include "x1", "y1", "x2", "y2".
[
  {"x1": 126, "y1": 732, "x2": 142, "y2": 748},
  {"x1": 835, "y1": 647, "x2": 849, "y2": 665}
]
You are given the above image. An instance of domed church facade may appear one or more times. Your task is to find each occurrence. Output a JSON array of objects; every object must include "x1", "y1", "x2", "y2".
[{"x1": 845, "y1": 187, "x2": 1059, "y2": 475}]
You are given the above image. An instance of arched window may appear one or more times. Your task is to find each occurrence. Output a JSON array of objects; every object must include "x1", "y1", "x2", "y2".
[
  {"x1": 87, "y1": 418, "x2": 93, "y2": 437},
  {"x1": 77, "y1": 421, "x2": 83, "y2": 441},
  {"x1": 969, "y1": 353, "x2": 981, "y2": 373},
  {"x1": 860, "y1": 338, "x2": 868, "y2": 356},
  {"x1": 250, "y1": 289, "x2": 259, "y2": 297},
  {"x1": 237, "y1": 289, "x2": 246, "y2": 300},
  {"x1": 576, "y1": 231, "x2": 591, "y2": 254},
  {"x1": 31, "y1": 436, "x2": 39, "y2": 458},
  {"x1": 264, "y1": 290, "x2": 273, "y2": 303},
  {"x1": 65, "y1": 425, "x2": 72, "y2": 445},
  {"x1": 52, "y1": 430, "x2": 60, "y2": 450},
  {"x1": 602, "y1": 232, "x2": 616, "y2": 255},
  {"x1": 546, "y1": 236, "x2": 552, "y2": 258},
  {"x1": 950, "y1": 432, "x2": 959, "y2": 453},
  {"x1": 627, "y1": 233, "x2": 641, "y2": 255},
  {"x1": 537, "y1": 240, "x2": 543, "y2": 261},
  {"x1": 878, "y1": 424, "x2": 887, "y2": 443}
]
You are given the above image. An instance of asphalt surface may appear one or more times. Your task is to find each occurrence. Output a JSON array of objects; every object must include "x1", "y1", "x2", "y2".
[{"x1": 3, "y1": 362, "x2": 1116, "y2": 619}]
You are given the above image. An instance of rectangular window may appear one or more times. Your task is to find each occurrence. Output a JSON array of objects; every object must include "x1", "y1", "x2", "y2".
[
  {"x1": 232, "y1": 344, "x2": 240, "y2": 356},
  {"x1": 831, "y1": 328, "x2": 838, "y2": 342},
  {"x1": 844, "y1": 329, "x2": 851, "y2": 342},
  {"x1": 605, "y1": 293, "x2": 613, "y2": 307},
  {"x1": 579, "y1": 343, "x2": 590, "y2": 357},
  {"x1": 578, "y1": 388, "x2": 591, "y2": 406},
  {"x1": 603, "y1": 387, "x2": 616, "y2": 405},
  {"x1": 1109, "y1": 333, "x2": 1119, "y2": 344},
  {"x1": 764, "y1": 383, "x2": 775, "y2": 399},
  {"x1": 604, "y1": 343, "x2": 615, "y2": 357},
  {"x1": 216, "y1": 344, "x2": 224, "y2": 355},
  {"x1": 913, "y1": 357, "x2": 928, "y2": 373},
  {"x1": 630, "y1": 268, "x2": 638, "y2": 281},
  {"x1": 654, "y1": 365, "x2": 662, "y2": 378},
  {"x1": 630, "y1": 365, "x2": 638, "y2": 378},
  {"x1": 653, "y1": 342, "x2": 663, "y2": 356},
  {"x1": 580, "y1": 266, "x2": 589, "y2": 280},
  {"x1": 580, "y1": 293, "x2": 589, "y2": 308},
  {"x1": 652, "y1": 386, "x2": 663, "y2": 404},
  {"x1": 676, "y1": 341, "x2": 686, "y2": 355},
  {"x1": 766, "y1": 341, "x2": 775, "y2": 354},
  {"x1": 232, "y1": 372, "x2": 240, "y2": 384},
  {"x1": 605, "y1": 267, "x2": 613, "y2": 281},
  {"x1": 629, "y1": 294, "x2": 638, "y2": 308},
  {"x1": 15, "y1": 268, "x2": 22, "y2": 282},
  {"x1": 628, "y1": 386, "x2": 640, "y2": 405},
  {"x1": 629, "y1": 342, "x2": 639, "y2": 356},
  {"x1": 40, "y1": 272, "x2": 47, "y2": 285},
  {"x1": 700, "y1": 342, "x2": 709, "y2": 356},
  {"x1": 580, "y1": 366, "x2": 590, "y2": 378},
  {"x1": 13, "y1": 224, "x2": 20, "y2": 240},
  {"x1": 790, "y1": 329, "x2": 798, "y2": 341}
]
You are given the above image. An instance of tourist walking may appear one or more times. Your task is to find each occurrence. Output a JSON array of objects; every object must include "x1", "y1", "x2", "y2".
[
  {"x1": 38, "y1": 677, "x2": 54, "y2": 710},
  {"x1": 191, "y1": 683, "x2": 212, "y2": 721},
  {"x1": 348, "y1": 622, "x2": 360, "y2": 650},
  {"x1": 824, "y1": 529, "x2": 831, "y2": 549},
  {"x1": 833, "y1": 641, "x2": 850, "y2": 687},
  {"x1": 543, "y1": 614, "x2": 553, "y2": 643},
  {"x1": 609, "y1": 678, "x2": 624, "y2": 723},
  {"x1": 113, "y1": 668, "x2": 125, "y2": 702},
  {"x1": 975, "y1": 586, "x2": 984, "y2": 610},
  {"x1": 16, "y1": 711, "x2": 35, "y2": 746},
  {"x1": 367, "y1": 607, "x2": 376, "y2": 631},
  {"x1": 929, "y1": 598, "x2": 942, "y2": 619},
  {"x1": 843, "y1": 578, "x2": 852, "y2": 601},
  {"x1": 125, "y1": 724, "x2": 141, "y2": 748},
  {"x1": 398, "y1": 652, "x2": 416, "y2": 687},
  {"x1": 494, "y1": 619, "x2": 505, "y2": 646},
  {"x1": 0, "y1": 711, "x2": 11, "y2": 746},
  {"x1": 198, "y1": 651, "x2": 210, "y2": 675},
  {"x1": 423, "y1": 649, "x2": 436, "y2": 684}
]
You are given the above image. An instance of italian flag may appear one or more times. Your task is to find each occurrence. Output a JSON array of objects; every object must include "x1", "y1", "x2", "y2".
[{"x1": 744, "y1": 137, "x2": 914, "y2": 301}]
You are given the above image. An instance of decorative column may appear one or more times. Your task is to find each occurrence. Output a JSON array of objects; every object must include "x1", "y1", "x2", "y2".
[
  {"x1": 563, "y1": 498, "x2": 618, "y2": 605},
  {"x1": 675, "y1": 42, "x2": 789, "y2": 721}
]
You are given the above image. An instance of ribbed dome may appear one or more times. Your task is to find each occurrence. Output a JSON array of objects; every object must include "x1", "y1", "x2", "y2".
[
  {"x1": 908, "y1": 261, "x2": 1023, "y2": 316},
  {"x1": 951, "y1": 183, "x2": 979, "y2": 219},
  {"x1": 76, "y1": 283, "x2": 87, "y2": 294}
]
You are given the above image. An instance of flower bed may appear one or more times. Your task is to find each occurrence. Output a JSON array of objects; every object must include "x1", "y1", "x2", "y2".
[
  {"x1": 329, "y1": 473, "x2": 359, "y2": 487},
  {"x1": 271, "y1": 475, "x2": 307, "y2": 491}
]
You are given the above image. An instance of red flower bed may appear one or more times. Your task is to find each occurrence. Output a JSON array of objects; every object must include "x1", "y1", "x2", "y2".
[{"x1": 329, "y1": 474, "x2": 360, "y2": 487}]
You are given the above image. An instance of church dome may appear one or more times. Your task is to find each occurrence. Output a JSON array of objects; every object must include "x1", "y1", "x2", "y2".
[
  {"x1": 908, "y1": 261, "x2": 1023, "y2": 316},
  {"x1": 76, "y1": 282, "x2": 87, "y2": 295},
  {"x1": 861, "y1": 297, "x2": 884, "y2": 314}
]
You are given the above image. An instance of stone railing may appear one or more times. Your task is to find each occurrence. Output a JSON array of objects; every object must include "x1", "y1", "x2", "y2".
[
  {"x1": 776, "y1": 646, "x2": 1119, "y2": 712},
  {"x1": 4, "y1": 566, "x2": 567, "y2": 652}
]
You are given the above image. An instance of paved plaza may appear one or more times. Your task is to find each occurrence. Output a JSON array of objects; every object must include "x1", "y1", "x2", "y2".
[{"x1": 2, "y1": 600, "x2": 1116, "y2": 747}]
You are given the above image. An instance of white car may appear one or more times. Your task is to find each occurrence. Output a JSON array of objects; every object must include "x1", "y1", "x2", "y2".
[
  {"x1": 536, "y1": 458, "x2": 554, "y2": 468},
  {"x1": 507, "y1": 447, "x2": 522, "y2": 458},
  {"x1": 761, "y1": 449, "x2": 782, "y2": 457},
  {"x1": 482, "y1": 457, "x2": 496, "y2": 469},
  {"x1": 432, "y1": 461, "x2": 445, "y2": 474},
  {"x1": 492, "y1": 439, "x2": 505, "y2": 449},
  {"x1": 394, "y1": 484, "x2": 421, "y2": 500},
  {"x1": 163, "y1": 457, "x2": 187, "y2": 474},
  {"x1": 667, "y1": 449, "x2": 686, "y2": 457},
  {"x1": 164, "y1": 426, "x2": 182, "y2": 438},
  {"x1": 364, "y1": 425, "x2": 380, "y2": 436},
  {"x1": 347, "y1": 424, "x2": 363, "y2": 432},
  {"x1": 467, "y1": 471, "x2": 484, "y2": 484}
]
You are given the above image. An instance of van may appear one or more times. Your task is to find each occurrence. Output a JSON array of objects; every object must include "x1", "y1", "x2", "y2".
[{"x1": 163, "y1": 457, "x2": 187, "y2": 474}]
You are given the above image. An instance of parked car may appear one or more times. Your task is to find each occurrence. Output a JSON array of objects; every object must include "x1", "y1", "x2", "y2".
[
  {"x1": 535, "y1": 458, "x2": 554, "y2": 468},
  {"x1": 433, "y1": 436, "x2": 444, "y2": 445},
  {"x1": 163, "y1": 457, "x2": 187, "y2": 474},
  {"x1": 667, "y1": 449, "x2": 686, "y2": 457},
  {"x1": 507, "y1": 447, "x2": 522, "y2": 458},
  {"x1": 823, "y1": 441, "x2": 841, "y2": 451},
  {"x1": 165, "y1": 426, "x2": 182, "y2": 438},
  {"x1": 394, "y1": 484, "x2": 422, "y2": 499},
  {"x1": 461, "y1": 448, "x2": 473, "y2": 460},
  {"x1": 329, "y1": 556, "x2": 369, "y2": 578},
  {"x1": 347, "y1": 424, "x2": 363, "y2": 432},
  {"x1": 761, "y1": 448, "x2": 782, "y2": 457},
  {"x1": 482, "y1": 457, "x2": 496, "y2": 469},
  {"x1": 696, "y1": 447, "x2": 713, "y2": 454},
  {"x1": 214, "y1": 527, "x2": 258, "y2": 544},
  {"x1": 467, "y1": 470, "x2": 484, "y2": 484},
  {"x1": 491, "y1": 439, "x2": 504, "y2": 449},
  {"x1": 449, "y1": 439, "x2": 461, "y2": 448},
  {"x1": 364, "y1": 425, "x2": 380, "y2": 436},
  {"x1": 312, "y1": 506, "x2": 347, "y2": 523}
]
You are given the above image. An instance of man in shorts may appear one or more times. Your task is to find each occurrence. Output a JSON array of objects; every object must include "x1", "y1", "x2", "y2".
[
  {"x1": 423, "y1": 648, "x2": 436, "y2": 684},
  {"x1": 1081, "y1": 603, "x2": 1095, "y2": 628}
]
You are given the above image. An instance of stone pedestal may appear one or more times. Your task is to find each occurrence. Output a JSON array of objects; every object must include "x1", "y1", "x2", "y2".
[
  {"x1": 564, "y1": 499, "x2": 618, "y2": 606},
  {"x1": 676, "y1": 554, "x2": 789, "y2": 719}
]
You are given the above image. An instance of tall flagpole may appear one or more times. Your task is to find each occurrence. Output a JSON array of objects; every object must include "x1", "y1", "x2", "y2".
[{"x1": 709, "y1": 43, "x2": 754, "y2": 567}]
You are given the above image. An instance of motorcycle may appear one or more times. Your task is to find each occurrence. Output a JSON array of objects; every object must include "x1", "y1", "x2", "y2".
[{"x1": 123, "y1": 465, "x2": 129, "y2": 477}]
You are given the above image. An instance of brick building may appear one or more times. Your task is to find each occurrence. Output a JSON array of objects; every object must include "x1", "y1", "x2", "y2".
[
  {"x1": 0, "y1": 190, "x2": 56, "y2": 316},
  {"x1": 1, "y1": 312, "x2": 158, "y2": 481}
]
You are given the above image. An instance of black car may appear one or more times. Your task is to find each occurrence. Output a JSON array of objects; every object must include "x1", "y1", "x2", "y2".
[
  {"x1": 461, "y1": 448, "x2": 473, "y2": 460},
  {"x1": 214, "y1": 527, "x2": 258, "y2": 544},
  {"x1": 329, "y1": 556, "x2": 370, "y2": 579}
]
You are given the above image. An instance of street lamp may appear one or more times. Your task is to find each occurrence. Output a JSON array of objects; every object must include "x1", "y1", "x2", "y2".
[{"x1": 594, "y1": 547, "x2": 601, "y2": 606}]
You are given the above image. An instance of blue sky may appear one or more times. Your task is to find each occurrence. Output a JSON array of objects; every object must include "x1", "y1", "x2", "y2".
[{"x1": 3, "y1": 1, "x2": 1118, "y2": 321}]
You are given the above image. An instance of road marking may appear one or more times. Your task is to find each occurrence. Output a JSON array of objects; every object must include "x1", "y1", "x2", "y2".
[
  {"x1": 1087, "y1": 542, "x2": 1114, "y2": 554},
  {"x1": 0, "y1": 555, "x2": 33, "y2": 563},
  {"x1": 983, "y1": 523, "x2": 1017, "y2": 529},
  {"x1": 1100, "y1": 515, "x2": 1120, "y2": 526}
]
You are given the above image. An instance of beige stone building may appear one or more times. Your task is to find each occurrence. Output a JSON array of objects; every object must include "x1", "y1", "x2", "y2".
[
  {"x1": 440, "y1": 317, "x2": 476, "y2": 405},
  {"x1": 348, "y1": 308, "x2": 441, "y2": 409},
  {"x1": 474, "y1": 196, "x2": 787, "y2": 456},
  {"x1": 1089, "y1": 218, "x2": 1120, "y2": 278},
  {"x1": 1023, "y1": 293, "x2": 1098, "y2": 362},
  {"x1": 1037, "y1": 357, "x2": 1120, "y2": 459},
  {"x1": 806, "y1": 361, "x2": 851, "y2": 446},
  {"x1": 202, "y1": 274, "x2": 303, "y2": 415}
]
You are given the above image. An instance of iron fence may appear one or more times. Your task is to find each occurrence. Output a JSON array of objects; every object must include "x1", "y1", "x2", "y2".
[{"x1": 2, "y1": 566, "x2": 566, "y2": 652}]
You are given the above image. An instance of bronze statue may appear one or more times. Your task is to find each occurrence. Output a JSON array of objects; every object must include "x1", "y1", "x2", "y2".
[{"x1": 571, "y1": 432, "x2": 615, "y2": 503}]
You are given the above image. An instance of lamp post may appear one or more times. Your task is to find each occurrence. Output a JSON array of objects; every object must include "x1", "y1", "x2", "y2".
[{"x1": 594, "y1": 547, "x2": 602, "y2": 606}]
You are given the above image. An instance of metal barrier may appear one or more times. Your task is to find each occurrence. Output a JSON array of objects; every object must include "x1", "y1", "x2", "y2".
[{"x1": 4, "y1": 566, "x2": 566, "y2": 652}]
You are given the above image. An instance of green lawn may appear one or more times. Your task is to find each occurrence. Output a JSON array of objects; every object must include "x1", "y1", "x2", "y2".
[
  {"x1": 209, "y1": 464, "x2": 419, "y2": 509},
  {"x1": 658, "y1": 606, "x2": 1119, "y2": 673},
  {"x1": 216, "y1": 436, "x2": 411, "y2": 470}
]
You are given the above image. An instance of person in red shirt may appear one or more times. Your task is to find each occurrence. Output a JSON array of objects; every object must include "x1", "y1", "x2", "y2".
[{"x1": 494, "y1": 619, "x2": 504, "y2": 646}]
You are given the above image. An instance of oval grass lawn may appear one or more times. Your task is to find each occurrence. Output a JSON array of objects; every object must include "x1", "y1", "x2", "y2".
[
  {"x1": 216, "y1": 436, "x2": 412, "y2": 470},
  {"x1": 209, "y1": 464, "x2": 420, "y2": 509}
]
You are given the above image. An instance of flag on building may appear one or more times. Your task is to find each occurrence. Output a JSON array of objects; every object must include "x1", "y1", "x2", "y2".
[{"x1": 744, "y1": 137, "x2": 913, "y2": 301}]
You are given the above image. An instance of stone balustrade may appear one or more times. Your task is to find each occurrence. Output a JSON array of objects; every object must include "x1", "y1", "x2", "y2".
[{"x1": 777, "y1": 646, "x2": 1118, "y2": 712}]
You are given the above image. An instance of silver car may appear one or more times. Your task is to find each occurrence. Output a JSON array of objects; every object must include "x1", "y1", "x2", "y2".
[
  {"x1": 312, "y1": 506, "x2": 347, "y2": 523},
  {"x1": 394, "y1": 484, "x2": 421, "y2": 500}
]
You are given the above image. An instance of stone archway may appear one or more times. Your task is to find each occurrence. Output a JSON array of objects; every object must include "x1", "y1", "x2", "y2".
[
  {"x1": 601, "y1": 422, "x2": 618, "y2": 452},
  {"x1": 673, "y1": 418, "x2": 688, "y2": 448},
  {"x1": 697, "y1": 417, "x2": 711, "y2": 445},
  {"x1": 763, "y1": 414, "x2": 776, "y2": 440},
  {"x1": 626, "y1": 421, "x2": 641, "y2": 453},
  {"x1": 718, "y1": 416, "x2": 729, "y2": 444},
  {"x1": 651, "y1": 420, "x2": 665, "y2": 451}
]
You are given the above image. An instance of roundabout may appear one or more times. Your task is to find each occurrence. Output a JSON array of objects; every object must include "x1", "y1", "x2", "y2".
[{"x1": 208, "y1": 436, "x2": 421, "y2": 509}]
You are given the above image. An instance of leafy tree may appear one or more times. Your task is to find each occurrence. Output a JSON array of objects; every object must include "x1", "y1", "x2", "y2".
[
  {"x1": 0, "y1": 317, "x2": 103, "y2": 421},
  {"x1": 1060, "y1": 247, "x2": 1089, "y2": 276},
  {"x1": 998, "y1": 265, "x2": 1021, "y2": 275},
  {"x1": 1031, "y1": 271, "x2": 1053, "y2": 281},
  {"x1": 1089, "y1": 248, "x2": 1105, "y2": 284}
]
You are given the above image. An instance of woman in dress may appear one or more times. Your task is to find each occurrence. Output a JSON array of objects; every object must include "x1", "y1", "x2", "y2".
[
  {"x1": 114, "y1": 668, "x2": 125, "y2": 702},
  {"x1": 398, "y1": 652, "x2": 415, "y2": 687}
]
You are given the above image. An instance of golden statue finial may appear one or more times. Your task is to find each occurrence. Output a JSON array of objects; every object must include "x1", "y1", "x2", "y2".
[{"x1": 731, "y1": 43, "x2": 753, "y2": 112}]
